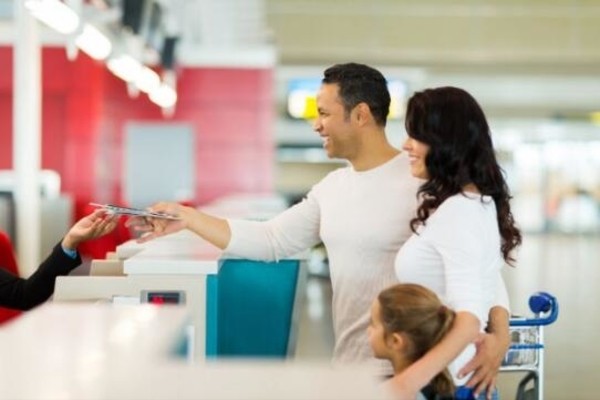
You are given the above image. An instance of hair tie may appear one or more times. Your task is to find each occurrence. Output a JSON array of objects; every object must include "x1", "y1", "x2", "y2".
[{"x1": 438, "y1": 305, "x2": 447, "y2": 316}]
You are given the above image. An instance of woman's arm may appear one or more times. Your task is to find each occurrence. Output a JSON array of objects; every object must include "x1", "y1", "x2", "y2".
[
  {"x1": 458, "y1": 306, "x2": 510, "y2": 398},
  {"x1": 398, "y1": 197, "x2": 502, "y2": 398}
]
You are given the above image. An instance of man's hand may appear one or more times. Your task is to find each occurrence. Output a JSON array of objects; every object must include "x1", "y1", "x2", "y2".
[
  {"x1": 125, "y1": 202, "x2": 189, "y2": 243},
  {"x1": 458, "y1": 331, "x2": 510, "y2": 399}
]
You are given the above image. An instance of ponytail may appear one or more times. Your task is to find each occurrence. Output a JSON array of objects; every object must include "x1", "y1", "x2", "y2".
[
  {"x1": 428, "y1": 305, "x2": 456, "y2": 397},
  {"x1": 378, "y1": 284, "x2": 457, "y2": 398}
]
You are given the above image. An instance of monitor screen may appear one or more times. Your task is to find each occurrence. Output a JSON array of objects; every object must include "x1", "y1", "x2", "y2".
[
  {"x1": 0, "y1": 191, "x2": 15, "y2": 245},
  {"x1": 286, "y1": 78, "x2": 408, "y2": 120}
]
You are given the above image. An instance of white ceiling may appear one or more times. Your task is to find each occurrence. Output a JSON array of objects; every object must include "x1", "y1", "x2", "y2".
[
  {"x1": 3, "y1": 1, "x2": 599, "y2": 70},
  {"x1": 266, "y1": 0, "x2": 600, "y2": 69},
  {"x1": 2, "y1": 0, "x2": 600, "y2": 121}
]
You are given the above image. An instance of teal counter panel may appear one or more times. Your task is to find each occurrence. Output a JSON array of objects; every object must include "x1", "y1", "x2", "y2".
[{"x1": 206, "y1": 259, "x2": 301, "y2": 358}]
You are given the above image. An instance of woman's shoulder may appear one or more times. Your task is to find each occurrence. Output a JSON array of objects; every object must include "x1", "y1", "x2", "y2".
[
  {"x1": 428, "y1": 193, "x2": 494, "y2": 229},
  {"x1": 437, "y1": 193, "x2": 480, "y2": 213},
  {"x1": 440, "y1": 192, "x2": 493, "y2": 211}
]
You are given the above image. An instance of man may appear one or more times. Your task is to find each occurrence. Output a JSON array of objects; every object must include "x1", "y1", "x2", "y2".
[{"x1": 129, "y1": 63, "x2": 509, "y2": 398}]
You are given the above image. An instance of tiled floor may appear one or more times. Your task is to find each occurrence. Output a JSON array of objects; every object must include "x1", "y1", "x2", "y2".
[{"x1": 294, "y1": 233, "x2": 600, "y2": 400}]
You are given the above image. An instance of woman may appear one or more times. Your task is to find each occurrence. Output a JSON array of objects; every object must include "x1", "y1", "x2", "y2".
[
  {"x1": 0, "y1": 209, "x2": 117, "y2": 310},
  {"x1": 391, "y1": 87, "x2": 521, "y2": 399}
]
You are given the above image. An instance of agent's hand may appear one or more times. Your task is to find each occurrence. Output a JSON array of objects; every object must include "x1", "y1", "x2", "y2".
[
  {"x1": 125, "y1": 202, "x2": 191, "y2": 243},
  {"x1": 62, "y1": 209, "x2": 118, "y2": 250},
  {"x1": 458, "y1": 331, "x2": 510, "y2": 399}
]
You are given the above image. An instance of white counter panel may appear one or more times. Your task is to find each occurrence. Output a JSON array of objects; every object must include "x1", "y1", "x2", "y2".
[
  {"x1": 97, "y1": 361, "x2": 392, "y2": 400},
  {"x1": 54, "y1": 275, "x2": 207, "y2": 359},
  {"x1": 118, "y1": 229, "x2": 221, "y2": 275},
  {"x1": 0, "y1": 303, "x2": 190, "y2": 399}
]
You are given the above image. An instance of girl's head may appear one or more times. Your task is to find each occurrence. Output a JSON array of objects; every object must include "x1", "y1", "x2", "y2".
[
  {"x1": 368, "y1": 283, "x2": 455, "y2": 396},
  {"x1": 403, "y1": 86, "x2": 522, "y2": 265}
]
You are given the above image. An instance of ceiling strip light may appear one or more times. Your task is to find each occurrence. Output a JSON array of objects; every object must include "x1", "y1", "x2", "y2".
[
  {"x1": 107, "y1": 54, "x2": 142, "y2": 82},
  {"x1": 75, "y1": 23, "x2": 112, "y2": 60},
  {"x1": 149, "y1": 84, "x2": 177, "y2": 108},
  {"x1": 135, "y1": 66, "x2": 161, "y2": 94},
  {"x1": 25, "y1": 0, "x2": 80, "y2": 35}
]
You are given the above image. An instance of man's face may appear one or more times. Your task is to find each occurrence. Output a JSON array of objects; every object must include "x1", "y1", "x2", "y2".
[{"x1": 313, "y1": 83, "x2": 357, "y2": 160}]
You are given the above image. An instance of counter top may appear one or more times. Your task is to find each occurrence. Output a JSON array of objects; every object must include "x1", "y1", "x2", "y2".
[
  {"x1": 0, "y1": 303, "x2": 189, "y2": 360},
  {"x1": 0, "y1": 303, "x2": 190, "y2": 399},
  {"x1": 119, "y1": 229, "x2": 308, "y2": 276},
  {"x1": 0, "y1": 303, "x2": 390, "y2": 399},
  {"x1": 117, "y1": 194, "x2": 290, "y2": 275},
  {"x1": 118, "y1": 229, "x2": 222, "y2": 275}
]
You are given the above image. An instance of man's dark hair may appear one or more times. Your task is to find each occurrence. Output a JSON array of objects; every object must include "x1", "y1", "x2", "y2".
[{"x1": 322, "y1": 63, "x2": 390, "y2": 127}]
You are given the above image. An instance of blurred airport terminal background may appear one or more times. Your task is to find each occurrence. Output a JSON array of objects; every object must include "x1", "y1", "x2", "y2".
[{"x1": 1, "y1": 1, "x2": 599, "y2": 399}]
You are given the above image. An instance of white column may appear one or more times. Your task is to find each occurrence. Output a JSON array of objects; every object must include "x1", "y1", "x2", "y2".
[{"x1": 13, "y1": 0, "x2": 42, "y2": 275}]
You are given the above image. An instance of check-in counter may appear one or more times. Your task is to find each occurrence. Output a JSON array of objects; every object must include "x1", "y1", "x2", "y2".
[
  {"x1": 15, "y1": 195, "x2": 387, "y2": 399},
  {"x1": 55, "y1": 200, "x2": 307, "y2": 361},
  {"x1": 0, "y1": 303, "x2": 389, "y2": 400},
  {"x1": 0, "y1": 303, "x2": 190, "y2": 398}
]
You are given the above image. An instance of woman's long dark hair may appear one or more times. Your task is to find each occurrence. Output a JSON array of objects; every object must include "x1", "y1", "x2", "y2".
[{"x1": 405, "y1": 87, "x2": 521, "y2": 265}]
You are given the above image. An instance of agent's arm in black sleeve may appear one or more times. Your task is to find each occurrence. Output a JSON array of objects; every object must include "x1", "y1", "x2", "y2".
[
  {"x1": 0, "y1": 243, "x2": 81, "y2": 310},
  {"x1": 0, "y1": 209, "x2": 118, "y2": 311}
]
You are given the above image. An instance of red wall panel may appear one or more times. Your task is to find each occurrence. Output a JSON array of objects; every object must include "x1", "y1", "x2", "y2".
[
  {"x1": 0, "y1": 46, "x2": 275, "y2": 226},
  {"x1": 0, "y1": 47, "x2": 14, "y2": 169},
  {"x1": 99, "y1": 67, "x2": 275, "y2": 205},
  {"x1": 0, "y1": 94, "x2": 12, "y2": 169}
]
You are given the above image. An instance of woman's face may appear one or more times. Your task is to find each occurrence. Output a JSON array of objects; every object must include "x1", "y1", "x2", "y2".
[{"x1": 402, "y1": 136, "x2": 430, "y2": 179}]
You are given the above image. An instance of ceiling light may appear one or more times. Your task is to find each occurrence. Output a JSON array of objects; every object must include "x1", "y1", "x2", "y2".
[
  {"x1": 107, "y1": 54, "x2": 142, "y2": 82},
  {"x1": 149, "y1": 84, "x2": 177, "y2": 109},
  {"x1": 75, "y1": 23, "x2": 112, "y2": 60},
  {"x1": 25, "y1": 0, "x2": 80, "y2": 35},
  {"x1": 135, "y1": 66, "x2": 160, "y2": 94}
]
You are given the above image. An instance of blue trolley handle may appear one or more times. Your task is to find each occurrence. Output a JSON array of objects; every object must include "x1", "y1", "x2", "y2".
[{"x1": 510, "y1": 292, "x2": 559, "y2": 326}]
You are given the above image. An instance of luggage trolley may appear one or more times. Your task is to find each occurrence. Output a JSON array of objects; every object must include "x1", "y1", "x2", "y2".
[{"x1": 501, "y1": 292, "x2": 559, "y2": 400}]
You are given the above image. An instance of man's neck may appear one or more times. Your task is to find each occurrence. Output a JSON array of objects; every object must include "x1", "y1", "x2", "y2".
[{"x1": 350, "y1": 143, "x2": 400, "y2": 171}]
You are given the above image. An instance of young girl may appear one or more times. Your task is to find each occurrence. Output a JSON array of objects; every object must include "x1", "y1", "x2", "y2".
[{"x1": 368, "y1": 283, "x2": 456, "y2": 400}]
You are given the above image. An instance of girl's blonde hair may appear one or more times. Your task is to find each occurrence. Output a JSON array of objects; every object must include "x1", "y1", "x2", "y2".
[{"x1": 378, "y1": 283, "x2": 456, "y2": 397}]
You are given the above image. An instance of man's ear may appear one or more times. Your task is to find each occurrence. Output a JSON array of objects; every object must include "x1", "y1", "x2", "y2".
[{"x1": 353, "y1": 102, "x2": 371, "y2": 126}]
